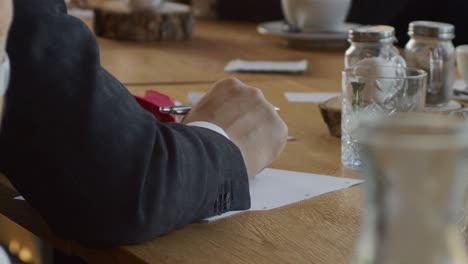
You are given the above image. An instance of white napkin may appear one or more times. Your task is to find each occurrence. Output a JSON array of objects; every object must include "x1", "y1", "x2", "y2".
[
  {"x1": 224, "y1": 59, "x2": 308, "y2": 73},
  {"x1": 284, "y1": 92, "x2": 340, "y2": 103},
  {"x1": 67, "y1": 8, "x2": 94, "y2": 18}
]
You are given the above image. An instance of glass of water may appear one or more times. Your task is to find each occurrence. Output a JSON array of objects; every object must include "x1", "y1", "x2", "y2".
[{"x1": 341, "y1": 65, "x2": 427, "y2": 169}]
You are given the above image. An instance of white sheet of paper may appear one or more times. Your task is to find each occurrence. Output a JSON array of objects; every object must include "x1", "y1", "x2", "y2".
[
  {"x1": 205, "y1": 168, "x2": 364, "y2": 221},
  {"x1": 284, "y1": 92, "x2": 341, "y2": 103},
  {"x1": 68, "y1": 8, "x2": 94, "y2": 18},
  {"x1": 224, "y1": 59, "x2": 308, "y2": 73}
]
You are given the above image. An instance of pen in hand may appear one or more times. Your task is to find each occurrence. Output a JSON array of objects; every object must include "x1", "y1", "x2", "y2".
[
  {"x1": 159, "y1": 105, "x2": 281, "y2": 115},
  {"x1": 160, "y1": 105, "x2": 294, "y2": 141}
]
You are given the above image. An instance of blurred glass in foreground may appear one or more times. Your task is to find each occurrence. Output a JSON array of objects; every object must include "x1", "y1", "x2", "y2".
[{"x1": 352, "y1": 113, "x2": 468, "y2": 264}]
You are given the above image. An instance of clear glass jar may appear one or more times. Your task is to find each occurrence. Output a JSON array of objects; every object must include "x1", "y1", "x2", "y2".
[
  {"x1": 345, "y1": 25, "x2": 401, "y2": 68},
  {"x1": 404, "y1": 21, "x2": 456, "y2": 107}
]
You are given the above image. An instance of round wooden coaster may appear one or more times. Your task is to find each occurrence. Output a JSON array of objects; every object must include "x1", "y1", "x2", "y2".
[
  {"x1": 318, "y1": 97, "x2": 466, "y2": 138},
  {"x1": 319, "y1": 95, "x2": 342, "y2": 138}
]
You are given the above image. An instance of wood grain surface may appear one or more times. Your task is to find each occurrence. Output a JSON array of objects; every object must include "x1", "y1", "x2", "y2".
[{"x1": 77, "y1": 17, "x2": 345, "y2": 85}]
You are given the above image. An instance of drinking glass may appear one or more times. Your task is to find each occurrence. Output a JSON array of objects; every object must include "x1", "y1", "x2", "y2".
[
  {"x1": 341, "y1": 65, "x2": 427, "y2": 169},
  {"x1": 352, "y1": 113, "x2": 468, "y2": 264}
]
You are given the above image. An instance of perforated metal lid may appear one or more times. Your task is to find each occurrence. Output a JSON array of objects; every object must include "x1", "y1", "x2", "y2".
[
  {"x1": 408, "y1": 21, "x2": 455, "y2": 40},
  {"x1": 348, "y1": 25, "x2": 395, "y2": 43}
]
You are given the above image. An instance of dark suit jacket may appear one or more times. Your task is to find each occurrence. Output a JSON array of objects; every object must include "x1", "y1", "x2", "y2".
[
  {"x1": 347, "y1": 0, "x2": 468, "y2": 46},
  {"x1": 0, "y1": 0, "x2": 250, "y2": 247}
]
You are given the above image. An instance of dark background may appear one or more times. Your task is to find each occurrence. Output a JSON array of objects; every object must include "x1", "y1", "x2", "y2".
[{"x1": 217, "y1": 0, "x2": 468, "y2": 46}]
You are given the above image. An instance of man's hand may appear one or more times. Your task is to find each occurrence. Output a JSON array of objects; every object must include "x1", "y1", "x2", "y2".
[
  {"x1": 0, "y1": 0, "x2": 13, "y2": 61},
  {"x1": 183, "y1": 78, "x2": 288, "y2": 177}
]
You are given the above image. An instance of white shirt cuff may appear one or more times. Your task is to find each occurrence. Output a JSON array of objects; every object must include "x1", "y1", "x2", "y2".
[
  {"x1": 0, "y1": 53, "x2": 10, "y2": 96},
  {"x1": 186, "y1": 121, "x2": 230, "y2": 140}
]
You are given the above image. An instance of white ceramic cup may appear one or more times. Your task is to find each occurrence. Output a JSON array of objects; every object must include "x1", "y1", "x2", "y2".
[
  {"x1": 281, "y1": 0, "x2": 352, "y2": 32},
  {"x1": 456, "y1": 45, "x2": 468, "y2": 88}
]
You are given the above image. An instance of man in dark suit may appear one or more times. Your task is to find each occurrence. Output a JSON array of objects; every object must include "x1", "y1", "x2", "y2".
[
  {"x1": 347, "y1": 0, "x2": 468, "y2": 46},
  {"x1": 0, "y1": 0, "x2": 287, "y2": 247}
]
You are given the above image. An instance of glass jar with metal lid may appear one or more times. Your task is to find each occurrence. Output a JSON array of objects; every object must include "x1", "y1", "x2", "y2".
[
  {"x1": 404, "y1": 21, "x2": 455, "y2": 107},
  {"x1": 345, "y1": 25, "x2": 401, "y2": 68}
]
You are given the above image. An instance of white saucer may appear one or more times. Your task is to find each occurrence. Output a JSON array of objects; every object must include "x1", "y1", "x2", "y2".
[
  {"x1": 257, "y1": 20, "x2": 360, "y2": 49},
  {"x1": 258, "y1": 21, "x2": 359, "y2": 40},
  {"x1": 424, "y1": 100, "x2": 462, "y2": 112}
]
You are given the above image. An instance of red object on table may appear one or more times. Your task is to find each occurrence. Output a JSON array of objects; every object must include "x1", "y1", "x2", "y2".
[{"x1": 134, "y1": 90, "x2": 177, "y2": 123}]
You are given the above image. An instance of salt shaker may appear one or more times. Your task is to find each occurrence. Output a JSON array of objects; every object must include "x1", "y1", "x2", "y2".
[
  {"x1": 345, "y1": 25, "x2": 402, "y2": 68},
  {"x1": 404, "y1": 21, "x2": 455, "y2": 107}
]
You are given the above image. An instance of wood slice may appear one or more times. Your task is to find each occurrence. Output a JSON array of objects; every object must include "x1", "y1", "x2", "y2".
[
  {"x1": 67, "y1": 0, "x2": 110, "y2": 9},
  {"x1": 318, "y1": 97, "x2": 468, "y2": 138},
  {"x1": 93, "y1": 2, "x2": 194, "y2": 42},
  {"x1": 319, "y1": 96, "x2": 342, "y2": 138}
]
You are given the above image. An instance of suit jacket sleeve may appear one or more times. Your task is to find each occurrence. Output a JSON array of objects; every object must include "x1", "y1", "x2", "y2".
[{"x1": 0, "y1": 0, "x2": 250, "y2": 247}]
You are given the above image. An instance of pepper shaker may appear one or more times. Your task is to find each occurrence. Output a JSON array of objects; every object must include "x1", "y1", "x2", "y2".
[
  {"x1": 404, "y1": 21, "x2": 456, "y2": 107},
  {"x1": 345, "y1": 25, "x2": 402, "y2": 68}
]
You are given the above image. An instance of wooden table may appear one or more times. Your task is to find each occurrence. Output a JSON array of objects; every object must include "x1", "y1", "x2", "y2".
[
  {"x1": 86, "y1": 19, "x2": 345, "y2": 85},
  {"x1": 0, "y1": 16, "x2": 363, "y2": 264}
]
